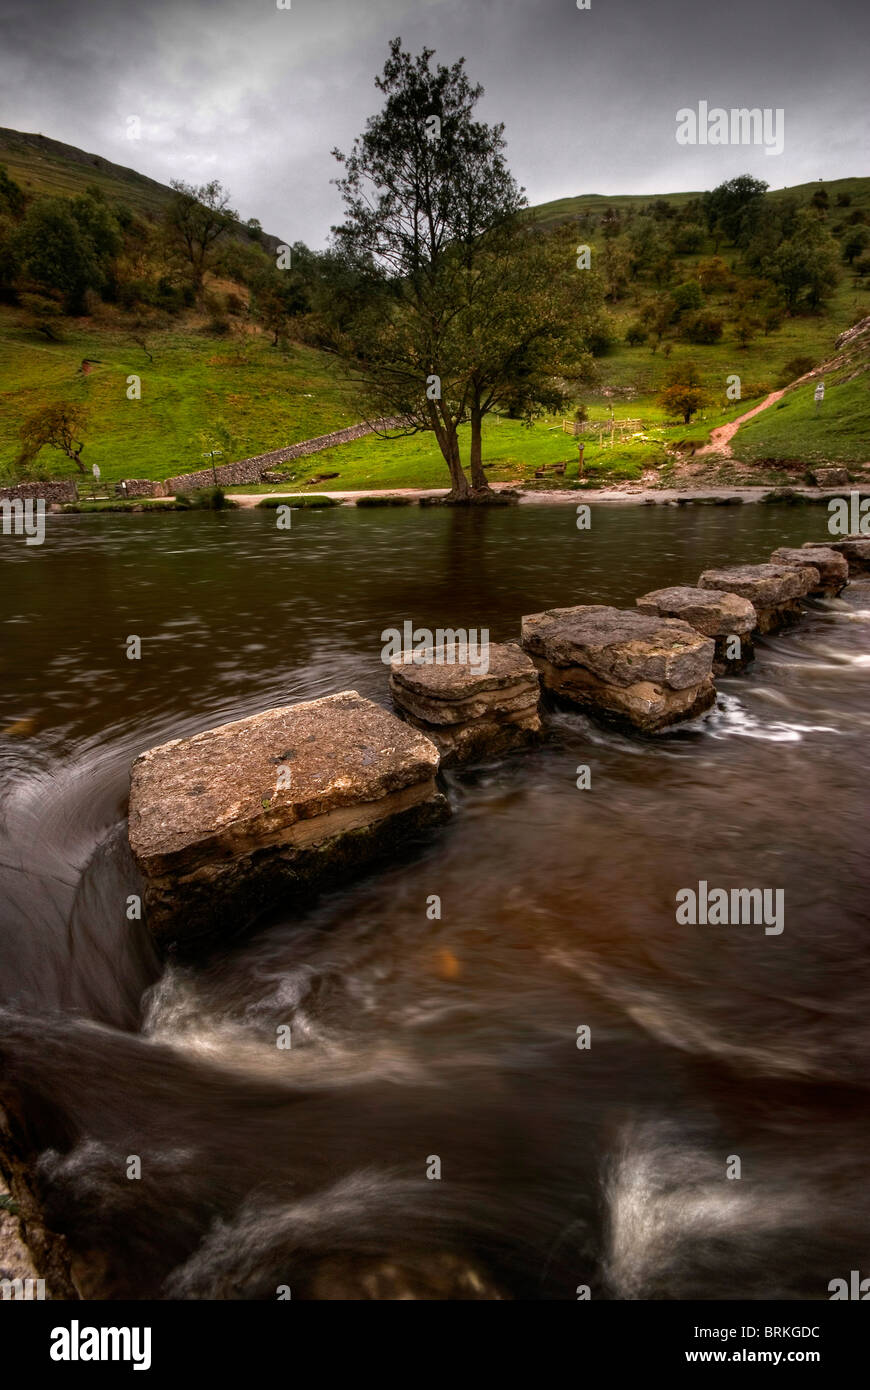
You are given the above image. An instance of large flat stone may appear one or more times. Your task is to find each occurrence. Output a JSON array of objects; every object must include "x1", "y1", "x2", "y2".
[
  {"x1": 389, "y1": 642, "x2": 541, "y2": 764},
  {"x1": 129, "y1": 691, "x2": 448, "y2": 950},
  {"x1": 635, "y1": 586, "x2": 756, "y2": 675},
  {"x1": 810, "y1": 536, "x2": 870, "y2": 574},
  {"x1": 770, "y1": 546, "x2": 848, "y2": 597},
  {"x1": 521, "y1": 605, "x2": 715, "y2": 733},
  {"x1": 698, "y1": 563, "x2": 817, "y2": 633}
]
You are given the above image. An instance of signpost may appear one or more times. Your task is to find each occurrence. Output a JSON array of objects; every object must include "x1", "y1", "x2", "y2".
[
  {"x1": 814, "y1": 382, "x2": 825, "y2": 413},
  {"x1": 203, "y1": 449, "x2": 223, "y2": 486}
]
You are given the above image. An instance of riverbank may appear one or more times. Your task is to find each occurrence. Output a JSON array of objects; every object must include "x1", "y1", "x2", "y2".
[{"x1": 227, "y1": 483, "x2": 870, "y2": 508}]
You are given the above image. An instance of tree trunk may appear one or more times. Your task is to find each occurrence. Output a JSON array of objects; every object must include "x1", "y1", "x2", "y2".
[
  {"x1": 445, "y1": 429, "x2": 471, "y2": 498},
  {"x1": 427, "y1": 402, "x2": 471, "y2": 499},
  {"x1": 469, "y1": 404, "x2": 488, "y2": 490}
]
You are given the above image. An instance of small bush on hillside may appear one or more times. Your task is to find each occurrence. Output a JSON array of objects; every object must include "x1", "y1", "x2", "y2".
[
  {"x1": 671, "y1": 280, "x2": 704, "y2": 315},
  {"x1": 625, "y1": 320, "x2": 647, "y2": 346},
  {"x1": 680, "y1": 310, "x2": 724, "y2": 344},
  {"x1": 779, "y1": 356, "x2": 815, "y2": 385}
]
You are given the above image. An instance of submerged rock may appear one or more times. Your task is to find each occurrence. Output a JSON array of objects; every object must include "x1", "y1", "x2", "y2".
[
  {"x1": 770, "y1": 546, "x2": 849, "y2": 597},
  {"x1": 521, "y1": 605, "x2": 715, "y2": 734},
  {"x1": 389, "y1": 641, "x2": 541, "y2": 765},
  {"x1": 635, "y1": 585, "x2": 756, "y2": 674},
  {"x1": 698, "y1": 563, "x2": 817, "y2": 634},
  {"x1": 812, "y1": 536, "x2": 870, "y2": 574},
  {"x1": 128, "y1": 691, "x2": 448, "y2": 951}
]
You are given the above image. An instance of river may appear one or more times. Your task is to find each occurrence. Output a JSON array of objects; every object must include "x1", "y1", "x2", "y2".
[{"x1": 1, "y1": 502, "x2": 868, "y2": 1299}]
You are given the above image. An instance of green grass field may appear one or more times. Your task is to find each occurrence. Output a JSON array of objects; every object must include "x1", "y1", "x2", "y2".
[{"x1": 0, "y1": 318, "x2": 363, "y2": 483}]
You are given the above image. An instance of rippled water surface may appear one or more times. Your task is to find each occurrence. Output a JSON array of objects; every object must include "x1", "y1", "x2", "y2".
[{"x1": 1, "y1": 503, "x2": 868, "y2": 1298}]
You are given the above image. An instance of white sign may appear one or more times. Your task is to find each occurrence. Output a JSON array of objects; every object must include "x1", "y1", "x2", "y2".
[
  {"x1": 814, "y1": 383, "x2": 825, "y2": 403},
  {"x1": 92, "y1": 464, "x2": 101, "y2": 479}
]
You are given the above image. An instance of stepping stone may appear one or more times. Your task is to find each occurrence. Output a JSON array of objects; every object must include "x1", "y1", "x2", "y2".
[
  {"x1": 697, "y1": 563, "x2": 817, "y2": 634},
  {"x1": 389, "y1": 641, "x2": 541, "y2": 765},
  {"x1": 635, "y1": 585, "x2": 756, "y2": 675},
  {"x1": 521, "y1": 605, "x2": 715, "y2": 734},
  {"x1": 809, "y1": 536, "x2": 870, "y2": 574},
  {"x1": 770, "y1": 546, "x2": 848, "y2": 597},
  {"x1": 128, "y1": 691, "x2": 448, "y2": 951}
]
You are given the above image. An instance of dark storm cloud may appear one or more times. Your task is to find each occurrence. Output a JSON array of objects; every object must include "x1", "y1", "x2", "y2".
[{"x1": 0, "y1": 0, "x2": 867, "y2": 245}]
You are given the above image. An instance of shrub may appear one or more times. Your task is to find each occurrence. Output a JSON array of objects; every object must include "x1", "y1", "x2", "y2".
[
  {"x1": 671, "y1": 280, "x2": 704, "y2": 315},
  {"x1": 672, "y1": 224, "x2": 705, "y2": 254},
  {"x1": 680, "y1": 309, "x2": 724, "y2": 344},
  {"x1": 779, "y1": 355, "x2": 815, "y2": 385},
  {"x1": 625, "y1": 320, "x2": 647, "y2": 346}
]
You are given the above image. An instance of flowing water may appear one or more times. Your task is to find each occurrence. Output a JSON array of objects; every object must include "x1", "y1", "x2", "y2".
[{"x1": 1, "y1": 503, "x2": 869, "y2": 1299}]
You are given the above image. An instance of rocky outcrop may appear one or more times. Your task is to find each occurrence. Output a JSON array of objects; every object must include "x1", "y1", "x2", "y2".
[
  {"x1": 813, "y1": 536, "x2": 870, "y2": 574},
  {"x1": 808, "y1": 467, "x2": 851, "y2": 488},
  {"x1": 770, "y1": 546, "x2": 849, "y2": 597},
  {"x1": 128, "y1": 691, "x2": 448, "y2": 951},
  {"x1": 635, "y1": 586, "x2": 756, "y2": 674},
  {"x1": 389, "y1": 642, "x2": 541, "y2": 764},
  {"x1": 521, "y1": 605, "x2": 715, "y2": 733},
  {"x1": 698, "y1": 563, "x2": 817, "y2": 633}
]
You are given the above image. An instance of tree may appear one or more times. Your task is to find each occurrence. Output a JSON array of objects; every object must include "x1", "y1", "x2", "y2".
[
  {"x1": 734, "y1": 313, "x2": 761, "y2": 348},
  {"x1": 696, "y1": 255, "x2": 734, "y2": 293},
  {"x1": 670, "y1": 280, "x2": 704, "y2": 316},
  {"x1": 329, "y1": 38, "x2": 596, "y2": 498},
  {"x1": 0, "y1": 214, "x2": 21, "y2": 300},
  {"x1": 703, "y1": 176, "x2": 768, "y2": 245},
  {"x1": 639, "y1": 293, "x2": 673, "y2": 353},
  {"x1": 658, "y1": 361, "x2": 707, "y2": 423},
  {"x1": 165, "y1": 180, "x2": 237, "y2": 290},
  {"x1": 770, "y1": 210, "x2": 840, "y2": 311},
  {"x1": 251, "y1": 250, "x2": 311, "y2": 345},
  {"x1": 15, "y1": 198, "x2": 104, "y2": 313},
  {"x1": 0, "y1": 164, "x2": 25, "y2": 218},
  {"x1": 18, "y1": 403, "x2": 88, "y2": 472},
  {"x1": 680, "y1": 309, "x2": 724, "y2": 344},
  {"x1": 842, "y1": 227, "x2": 870, "y2": 265}
]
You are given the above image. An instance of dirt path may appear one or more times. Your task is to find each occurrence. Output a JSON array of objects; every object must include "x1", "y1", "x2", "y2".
[{"x1": 697, "y1": 390, "x2": 786, "y2": 457}]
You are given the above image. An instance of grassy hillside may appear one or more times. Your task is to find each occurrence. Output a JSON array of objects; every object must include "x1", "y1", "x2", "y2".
[
  {"x1": 0, "y1": 314, "x2": 361, "y2": 483},
  {"x1": 0, "y1": 128, "x2": 175, "y2": 220},
  {"x1": 0, "y1": 127, "x2": 284, "y2": 248},
  {"x1": 1, "y1": 128, "x2": 868, "y2": 489},
  {"x1": 733, "y1": 316, "x2": 870, "y2": 465},
  {"x1": 530, "y1": 177, "x2": 870, "y2": 230}
]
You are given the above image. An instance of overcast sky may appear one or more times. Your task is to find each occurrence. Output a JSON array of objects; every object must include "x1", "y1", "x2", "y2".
[{"x1": 0, "y1": 0, "x2": 867, "y2": 246}]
